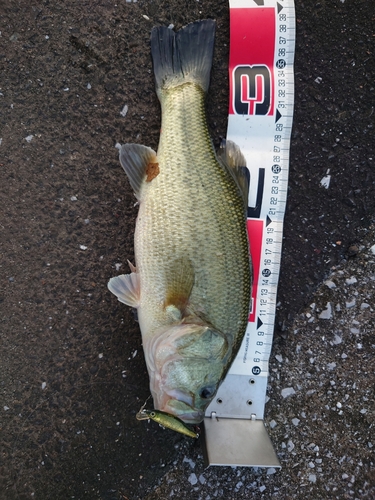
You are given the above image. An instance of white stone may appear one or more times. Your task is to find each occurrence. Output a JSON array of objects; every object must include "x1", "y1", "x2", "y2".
[
  {"x1": 345, "y1": 299, "x2": 356, "y2": 308},
  {"x1": 319, "y1": 302, "x2": 332, "y2": 319},
  {"x1": 281, "y1": 387, "x2": 296, "y2": 398},
  {"x1": 320, "y1": 175, "x2": 331, "y2": 189},
  {"x1": 324, "y1": 280, "x2": 336, "y2": 289},
  {"x1": 120, "y1": 104, "x2": 128, "y2": 117},
  {"x1": 188, "y1": 473, "x2": 198, "y2": 485},
  {"x1": 332, "y1": 334, "x2": 342, "y2": 345},
  {"x1": 345, "y1": 276, "x2": 357, "y2": 285},
  {"x1": 198, "y1": 474, "x2": 206, "y2": 485}
]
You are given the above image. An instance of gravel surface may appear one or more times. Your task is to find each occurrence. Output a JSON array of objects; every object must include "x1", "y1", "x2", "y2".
[{"x1": 1, "y1": 0, "x2": 374, "y2": 499}]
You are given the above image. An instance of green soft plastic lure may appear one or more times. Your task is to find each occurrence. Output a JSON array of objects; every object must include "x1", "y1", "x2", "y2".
[{"x1": 136, "y1": 408, "x2": 199, "y2": 439}]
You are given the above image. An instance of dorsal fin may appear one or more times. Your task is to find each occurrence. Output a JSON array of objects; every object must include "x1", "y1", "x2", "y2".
[
  {"x1": 217, "y1": 140, "x2": 249, "y2": 209},
  {"x1": 119, "y1": 144, "x2": 158, "y2": 199}
]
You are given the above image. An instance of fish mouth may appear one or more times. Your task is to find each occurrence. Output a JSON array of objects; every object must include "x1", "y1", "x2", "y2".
[
  {"x1": 152, "y1": 387, "x2": 205, "y2": 423},
  {"x1": 162, "y1": 398, "x2": 205, "y2": 424}
]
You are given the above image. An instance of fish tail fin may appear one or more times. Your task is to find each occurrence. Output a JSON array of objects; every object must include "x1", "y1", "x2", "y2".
[{"x1": 151, "y1": 19, "x2": 216, "y2": 96}]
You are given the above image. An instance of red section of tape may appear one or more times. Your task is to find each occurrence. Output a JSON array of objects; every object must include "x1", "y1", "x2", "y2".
[
  {"x1": 229, "y1": 7, "x2": 276, "y2": 116},
  {"x1": 247, "y1": 219, "x2": 263, "y2": 323}
]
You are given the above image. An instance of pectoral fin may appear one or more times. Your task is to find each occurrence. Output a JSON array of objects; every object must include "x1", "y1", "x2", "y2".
[
  {"x1": 217, "y1": 140, "x2": 249, "y2": 209},
  {"x1": 164, "y1": 258, "x2": 195, "y2": 319},
  {"x1": 108, "y1": 272, "x2": 140, "y2": 308},
  {"x1": 119, "y1": 144, "x2": 158, "y2": 199}
]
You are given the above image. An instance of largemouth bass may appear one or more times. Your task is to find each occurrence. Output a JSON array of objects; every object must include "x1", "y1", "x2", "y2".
[{"x1": 109, "y1": 20, "x2": 251, "y2": 424}]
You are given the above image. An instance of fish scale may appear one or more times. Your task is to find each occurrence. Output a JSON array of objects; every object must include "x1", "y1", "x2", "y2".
[{"x1": 136, "y1": 82, "x2": 250, "y2": 345}]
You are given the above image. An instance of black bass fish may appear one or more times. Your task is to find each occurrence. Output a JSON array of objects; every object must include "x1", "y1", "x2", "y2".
[{"x1": 109, "y1": 20, "x2": 251, "y2": 424}]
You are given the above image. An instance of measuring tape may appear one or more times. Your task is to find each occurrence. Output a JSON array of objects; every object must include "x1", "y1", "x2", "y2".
[{"x1": 204, "y1": 0, "x2": 295, "y2": 466}]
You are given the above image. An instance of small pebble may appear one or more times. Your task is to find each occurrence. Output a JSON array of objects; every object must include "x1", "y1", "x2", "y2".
[
  {"x1": 324, "y1": 280, "x2": 336, "y2": 289},
  {"x1": 320, "y1": 174, "x2": 330, "y2": 189},
  {"x1": 332, "y1": 334, "x2": 342, "y2": 345},
  {"x1": 188, "y1": 473, "x2": 198, "y2": 486},
  {"x1": 345, "y1": 276, "x2": 357, "y2": 285},
  {"x1": 281, "y1": 387, "x2": 296, "y2": 398},
  {"x1": 120, "y1": 104, "x2": 128, "y2": 117},
  {"x1": 319, "y1": 302, "x2": 332, "y2": 319}
]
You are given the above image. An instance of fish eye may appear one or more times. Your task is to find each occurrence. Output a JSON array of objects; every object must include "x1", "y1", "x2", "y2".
[
  {"x1": 199, "y1": 386, "x2": 215, "y2": 399},
  {"x1": 150, "y1": 411, "x2": 156, "y2": 417}
]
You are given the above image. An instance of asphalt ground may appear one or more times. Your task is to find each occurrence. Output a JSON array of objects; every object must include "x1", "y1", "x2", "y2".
[{"x1": 1, "y1": 0, "x2": 374, "y2": 498}]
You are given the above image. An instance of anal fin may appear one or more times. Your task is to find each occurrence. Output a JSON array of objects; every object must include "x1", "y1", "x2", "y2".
[{"x1": 108, "y1": 272, "x2": 140, "y2": 308}]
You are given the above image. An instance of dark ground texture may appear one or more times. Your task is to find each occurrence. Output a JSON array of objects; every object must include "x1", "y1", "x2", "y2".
[{"x1": 0, "y1": 0, "x2": 374, "y2": 499}]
